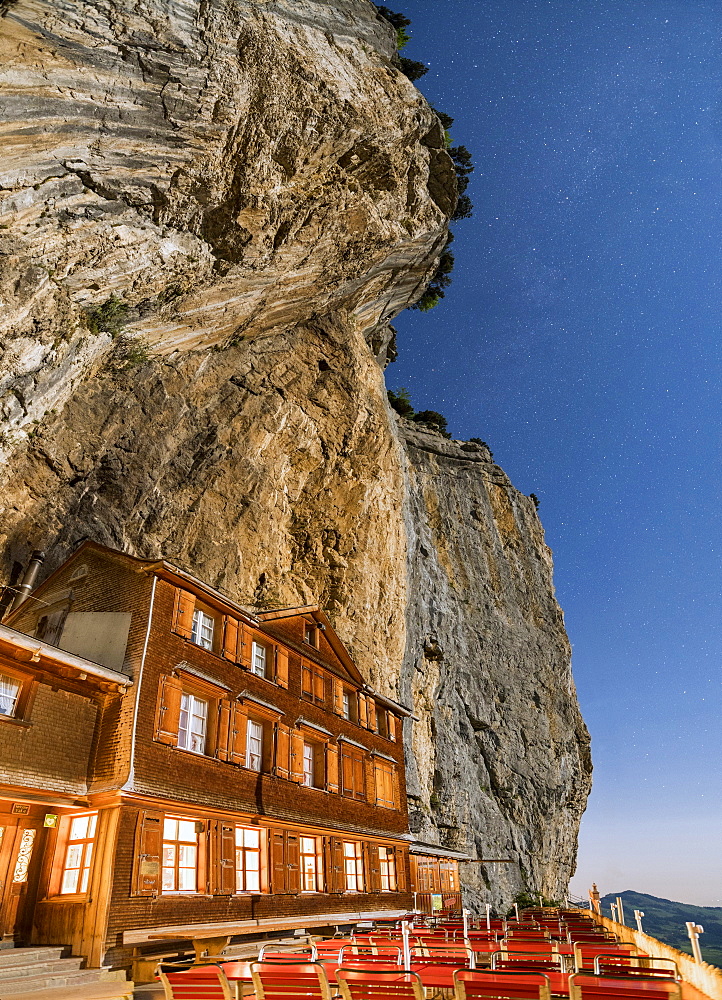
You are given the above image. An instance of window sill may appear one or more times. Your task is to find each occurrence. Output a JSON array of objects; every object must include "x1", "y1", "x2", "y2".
[
  {"x1": 44, "y1": 893, "x2": 90, "y2": 903},
  {"x1": 0, "y1": 715, "x2": 31, "y2": 728}
]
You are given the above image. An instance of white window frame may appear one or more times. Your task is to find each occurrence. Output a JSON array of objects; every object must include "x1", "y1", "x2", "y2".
[
  {"x1": 161, "y1": 817, "x2": 199, "y2": 894},
  {"x1": 251, "y1": 641, "x2": 267, "y2": 678},
  {"x1": 191, "y1": 608, "x2": 215, "y2": 650},
  {"x1": 246, "y1": 719, "x2": 263, "y2": 771},
  {"x1": 59, "y1": 813, "x2": 98, "y2": 895},
  {"x1": 300, "y1": 835, "x2": 322, "y2": 892},
  {"x1": 302, "y1": 743, "x2": 315, "y2": 787},
  {"x1": 343, "y1": 841, "x2": 364, "y2": 893},
  {"x1": 0, "y1": 673, "x2": 21, "y2": 718},
  {"x1": 379, "y1": 846, "x2": 397, "y2": 891},
  {"x1": 235, "y1": 826, "x2": 261, "y2": 893},
  {"x1": 342, "y1": 690, "x2": 351, "y2": 720},
  {"x1": 178, "y1": 692, "x2": 208, "y2": 754}
]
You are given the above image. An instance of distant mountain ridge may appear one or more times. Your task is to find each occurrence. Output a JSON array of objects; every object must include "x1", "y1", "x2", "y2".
[{"x1": 600, "y1": 891, "x2": 722, "y2": 969}]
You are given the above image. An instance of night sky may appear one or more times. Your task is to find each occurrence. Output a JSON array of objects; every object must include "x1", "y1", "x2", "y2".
[{"x1": 388, "y1": 0, "x2": 722, "y2": 907}]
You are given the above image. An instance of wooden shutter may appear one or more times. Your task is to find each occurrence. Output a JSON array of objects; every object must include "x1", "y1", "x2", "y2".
[
  {"x1": 341, "y1": 748, "x2": 354, "y2": 796},
  {"x1": 333, "y1": 679, "x2": 344, "y2": 715},
  {"x1": 216, "y1": 698, "x2": 231, "y2": 761},
  {"x1": 275, "y1": 722, "x2": 291, "y2": 779},
  {"x1": 212, "y1": 820, "x2": 236, "y2": 895},
  {"x1": 358, "y1": 693, "x2": 368, "y2": 728},
  {"x1": 367, "y1": 698, "x2": 377, "y2": 732},
  {"x1": 391, "y1": 766, "x2": 400, "y2": 809},
  {"x1": 154, "y1": 674, "x2": 183, "y2": 745},
  {"x1": 387, "y1": 711, "x2": 397, "y2": 741},
  {"x1": 222, "y1": 616, "x2": 240, "y2": 661},
  {"x1": 229, "y1": 702, "x2": 248, "y2": 766},
  {"x1": 326, "y1": 742, "x2": 339, "y2": 793},
  {"x1": 395, "y1": 848, "x2": 408, "y2": 891},
  {"x1": 275, "y1": 646, "x2": 289, "y2": 688},
  {"x1": 313, "y1": 668, "x2": 325, "y2": 703},
  {"x1": 290, "y1": 729, "x2": 305, "y2": 783},
  {"x1": 270, "y1": 831, "x2": 287, "y2": 894},
  {"x1": 301, "y1": 661, "x2": 312, "y2": 698},
  {"x1": 237, "y1": 624, "x2": 250, "y2": 669},
  {"x1": 326, "y1": 837, "x2": 345, "y2": 893},
  {"x1": 172, "y1": 588, "x2": 195, "y2": 639},
  {"x1": 286, "y1": 832, "x2": 300, "y2": 894},
  {"x1": 354, "y1": 753, "x2": 365, "y2": 800},
  {"x1": 365, "y1": 843, "x2": 381, "y2": 893},
  {"x1": 132, "y1": 810, "x2": 163, "y2": 896}
]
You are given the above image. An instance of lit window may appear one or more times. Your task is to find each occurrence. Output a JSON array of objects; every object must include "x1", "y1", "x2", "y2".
[
  {"x1": 235, "y1": 826, "x2": 261, "y2": 892},
  {"x1": 60, "y1": 813, "x2": 97, "y2": 894},
  {"x1": 343, "y1": 841, "x2": 363, "y2": 892},
  {"x1": 0, "y1": 673, "x2": 21, "y2": 717},
  {"x1": 251, "y1": 642, "x2": 267, "y2": 677},
  {"x1": 162, "y1": 817, "x2": 198, "y2": 892},
  {"x1": 302, "y1": 743, "x2": 315, "y2": 787},
  {"x1": 178, "y1": 692, "x2": 208, "y2": 754},
  {"x1": 246, "y1": 719, "x2": 263, "y2": 771},
  {"x1": 191, "y1": 609, "x2": 215, "y2": 650},
  {"x1": 301, "y1": 836, "x2": 322, "y2": 892},
  {"x1": 379, "y1": 846, "x2": 397, "y2": 891}
]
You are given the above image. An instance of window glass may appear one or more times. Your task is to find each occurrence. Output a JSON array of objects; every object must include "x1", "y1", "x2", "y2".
[
  {"x1": 246, "y1": 720, "x2": 263, "y2": 771},
  {"x1": 59, "y1": 812, "x2": 97, "y2": 895},
  {"x1": 178, "y1": 693, "x2": 208, "y2": 753},
  {"x1": 251, "y1": 642, "x2": 267, "y2": 677},
  {"x1": 300, "y1": 836, "x2": 322, "y2": 892},
  {"x1": 191, "y1": 609, "x2": 214, "y2": 650},
  {"x1": 302, "y1": 743, "x2": 314, "y2": 787},
  {"x1": 343, "y1": 841, "x2": 363, "y2": 892},
  {"x1": 162, "y1": 817, "x2": 198, "y2": 892},
  {"x1": 342, "y1": 691, "x2": 351, "y2": 720},
  {"x1": 379, "y1": 846, "x2": 397, "y2": 891},
  {"x1": 0, "y1": 674, "x2": 21, "y2": 717},
  {"x1": 235, "y1": 826, "x2": 262, "y2": 892}
]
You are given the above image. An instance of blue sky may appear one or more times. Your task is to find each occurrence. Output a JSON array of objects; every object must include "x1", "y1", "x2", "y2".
[{"x1": 387, "y1": 0, "x2": 722, "y2": 907}]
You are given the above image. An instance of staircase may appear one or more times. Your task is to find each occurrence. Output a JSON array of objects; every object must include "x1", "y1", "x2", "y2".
[{"x1": 0, "y1": 946, "x2": 127, "y2": 996}]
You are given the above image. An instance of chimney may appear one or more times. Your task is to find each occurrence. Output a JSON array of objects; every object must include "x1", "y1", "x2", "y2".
[{"x1": 10, "y1": 550, "x2": 45, "y2": 612}]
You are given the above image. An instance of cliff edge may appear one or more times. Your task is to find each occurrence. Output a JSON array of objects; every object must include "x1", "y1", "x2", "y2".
[{"x1": 0, "y1": 0, "x2": 590, "y2": 907}]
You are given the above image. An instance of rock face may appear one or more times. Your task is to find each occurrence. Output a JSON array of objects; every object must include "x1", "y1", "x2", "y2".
[{"x1": 0, "y1": 0, "x2": 591, "y2": 907}]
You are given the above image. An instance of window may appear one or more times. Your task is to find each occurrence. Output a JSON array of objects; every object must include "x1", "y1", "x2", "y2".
[
  {"x1": 379, "y1": 846, "x2": 397, "y2": 891},
  {"x1": 304, "y1": 624, "x2": 318, "y2": 646},
  {"x1": 342, "y1": 690, "x2": 351, "y2": 720},
  {"x1": 251, "y1": 641, "x2": 267, "y2": 677},
  {"x1": 246, "y1": 719, "x2": 264, "y2": 771},
  {"x1": 162, "y1": 817, "x2": 198, "y2": 892},
  {"x1": 341, "y1": 745, "x2": 365, "y2": 800},
  {"x1": 235, "y1": 826, "x2": 261, "y2": 892},
  {"x1": 191, "y1": 608, "x2": 215, "y2": 650},
  {"x1": 59, "y1": 813, "x2": 97, "y2": 894},
  {"x1": 301, "y1": 662, "x2": 328, "y2": 707},
  {"x1": 440, "y1": 860, "x2": 458, "y2": 891},
  {"x1": 343, "y1": 841, "x2": 363, "y2": 892},
  {"x1": 374, "y1": 759, "x2": 396, "y2": 809},
  {"x1": 178, "y1": 692, "x2": 208, "y2": 753},
  {"x1": 0, "y1": 673, "x2": 21, "y2": 717},
  {"x1": 302, "y1": 743, "x2": 315, "y2": 787},
  {"x1": 300, "y1": 836, "x2": 323, "y2": 892}
]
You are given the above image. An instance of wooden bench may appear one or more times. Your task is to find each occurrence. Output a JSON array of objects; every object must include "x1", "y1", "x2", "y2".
[{"x1": 131, "y1": 943, "x2": 195, "y2": 983}]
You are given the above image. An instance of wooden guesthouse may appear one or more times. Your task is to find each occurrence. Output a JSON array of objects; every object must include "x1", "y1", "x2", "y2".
[{"x1": 0, "y1": 542, "x2": 414, "y2": 973}]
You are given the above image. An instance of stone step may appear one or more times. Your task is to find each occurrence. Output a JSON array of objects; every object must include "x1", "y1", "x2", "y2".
[
  {"x1": 0, "y1": 967, "x2": 106, "y2": 994},
  {"x1": 0, "y1": 956, "x2": 84, "y2": 978},
  {"x1": 2, "y1": 982, "x2": 133, "y2": 1000},
  {"x1": 0, "y1": 947, "x2": 68, "y2": 968}
]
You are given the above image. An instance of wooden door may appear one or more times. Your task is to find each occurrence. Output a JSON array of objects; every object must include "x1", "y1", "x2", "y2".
[{"x1": 0, "y1": 819, "x2": 44, "y2": 942}]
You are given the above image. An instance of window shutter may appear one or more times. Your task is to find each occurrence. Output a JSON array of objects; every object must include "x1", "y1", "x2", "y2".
[
  {"x1": 132, "y1": 810, "x2": 163, "y2": 896},
  {"x1": 286, "y1": 832, "x2": 300, "y2": 894},
  {"x1": 313, "y1": 668, "x2": 325, "y2": 703},
  {"x1": 358, "y1": 693, "x2": 368, "y2": 728},
  {"x1": 222, "y1": 616, "x2": 240, "y2": 661},
  {"x1": 274, "y1": 722, "x2": 291, "y2": 779},
  {"x1": 216, "y1": 698, "x2": 231, "y2": 761},
  {"x1": 154, "y1": 674, "x2": 183, "y2": 745},
  {"x1": 354, "y1": 754, "x2": 366, "y2": 801},
  {"x1": 387, "y1": 711, "x2": 397, "y2": 741},
  {"x1": 391, "y1": 766, "x2": 400, "y2": 809},
  {"x1": 172, "y1": 588, "x2": 195, "y2": 639},
  {"x1": 365, "y1": 843, "x2": 381, "y2": 892},
  {"x1": 229, "y1": 702, "x2": 248, "y2": 766},
  {"x1": 270, "y1": 831, "x2": 287, "y2": 894},
  {"x1": 367, "y1": 698, "x2": 377, "y2": 732},
  {"x1": 332, "y1": 678, "x2": 344, "y2": 715},
  {"x1": 289, "y1": 729, "x2": 304, "y2": 783},
  {"x1": 275, "y1": 647, "x2": 289, "y2": 688},
  {"x1": 395, "y1": 848, "x2": 408, "y2": 892},
  {"x1": 237, "y1": 624, "x2": 251, "y2": 669},
  {"x1": 211, "y1": 820, "x2": 236, "y2": 895},
  {"x1": 327, "y1": 837, "x2": 345, "y2": 893},
  {"x1": 341, "y1": 749, "x2": 354, "y2": 796},
  {"x1": 325, "y1": 742, "x2": 339, "y2": 793}
]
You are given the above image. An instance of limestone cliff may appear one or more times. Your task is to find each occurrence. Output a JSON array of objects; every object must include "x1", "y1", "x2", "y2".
[{"x1": 0, "y1": 0, "x2": 590, "y2": 907}]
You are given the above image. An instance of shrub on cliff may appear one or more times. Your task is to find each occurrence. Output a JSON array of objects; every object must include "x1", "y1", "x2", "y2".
[
  {"x1": 387, "y1": 387, "x2": 415, "y2": 418},
  {"x1": 413, "y1": 410, "x2": 450, "y2": 436}
]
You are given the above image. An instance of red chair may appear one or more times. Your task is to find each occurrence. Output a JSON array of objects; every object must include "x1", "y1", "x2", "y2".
[
  {"x1": 568, "y1": 972, "x2": 682, "y2": 1000},
  {"x1": 411, "y1": 943, "x2": 475, "y2": 969},
  {"x1": 337, "y1": 967, "x2": 425, "y2": 1000},
  {"x1": 491, "y1": 951, "x2": 566, "y2": 975},
  {"x1": 251, "y1": 960, "x2": 335, "y2": 1000},
  {"x1": 454, "y1": 969, "x2": 552, "y2": 1000},
  {"x1": 593, "y1": 957, "x2": 679, "y2": 980},
  {"x1": 339, "y1": 945, "x2": 402, "y2": 965},
  {"x1": 158, "y1": 964, "x2": 234, "y2": 999}
]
